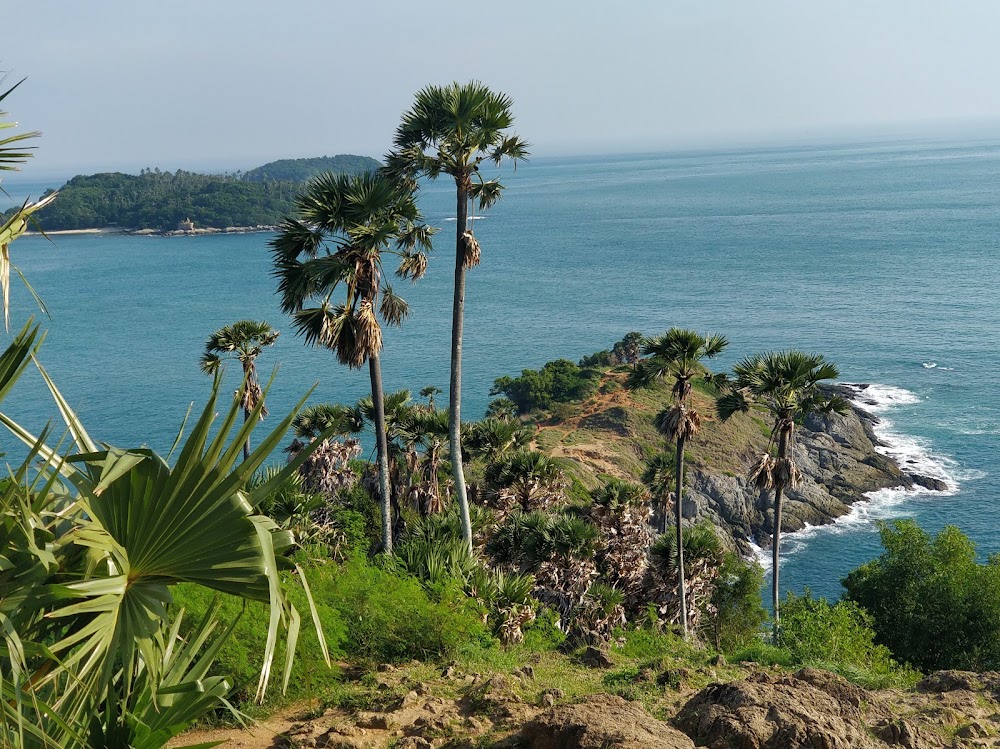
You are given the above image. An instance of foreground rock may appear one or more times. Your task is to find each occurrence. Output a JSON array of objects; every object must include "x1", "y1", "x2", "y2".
[
  {"x1": 520, "y1": 694, "x2": 694, "y2": 748},
  {"x1": 677, "y1": 668, "x2": 894, "y2": 749}
]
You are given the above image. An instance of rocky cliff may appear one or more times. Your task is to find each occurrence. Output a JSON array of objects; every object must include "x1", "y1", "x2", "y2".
[{"x1": 533, "y1": 374, "x2": 946, "y2": 555}]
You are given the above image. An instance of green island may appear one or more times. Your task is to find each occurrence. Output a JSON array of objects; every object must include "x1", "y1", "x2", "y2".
[
  {"x1": 22, "y1": 153, "x2": 381, "y2": 232},
  {"x1": 2, "y1": 81, "x2": 998, "y2": 749}
]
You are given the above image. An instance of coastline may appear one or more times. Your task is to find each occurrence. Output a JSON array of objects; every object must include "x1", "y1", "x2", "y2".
[
  {"x1": 750, "y1": 382, "x2": 954, "y2": 572},
  {"x1": 25, "y1": 225, "x2": 278, "y2": 237}
]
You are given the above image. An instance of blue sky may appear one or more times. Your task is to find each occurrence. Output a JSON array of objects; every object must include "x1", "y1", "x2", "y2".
[{"x1": 6, "y1": 1, "x2": 1000, "y2": 177}]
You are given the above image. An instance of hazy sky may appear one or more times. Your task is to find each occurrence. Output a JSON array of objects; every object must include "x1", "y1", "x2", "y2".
[{"x1": 6, "y1": 1, "x2": 1000, "y2": 176}]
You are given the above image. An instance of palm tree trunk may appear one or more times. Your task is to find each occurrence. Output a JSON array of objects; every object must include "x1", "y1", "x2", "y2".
[
  {"x1": 771, "y1": 428, "x2": 790, "y2": 642},
  {"x1": 449, "y1": 180, "x2": 473, "y2": 551},
  {"x1": 675, "y1": 434, "x2": 688, "y2": 639},
  {"x1": 243, "y1": 408, "x2": 251, "y2": 462},
  {"x1": 369, "y1": 354, "x2": 393, "y2": 554}
]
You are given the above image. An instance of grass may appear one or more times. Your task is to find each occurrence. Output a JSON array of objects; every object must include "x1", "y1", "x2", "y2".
[{"x1": 530, "y1": 369, "x2": 770, "y2": 490}]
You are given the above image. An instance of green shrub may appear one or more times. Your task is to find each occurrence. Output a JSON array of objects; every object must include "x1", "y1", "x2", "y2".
[
  {"x1": 491, "y1": 359, "x2": 600, "y2": 414},
  {"x1": 615, "y1": 627, "x2": 685, "y2": 661},
  {"x1": 780, "y1": 591, "x2": 918, "y2": 688},
  {"x1": 844, "y1": 520, "x2": 1000, "y2": 673},
  {"x1": 330, "y1": 508, "x2": 370, "y2": 558},
  {"x1": 579, "y1": 349, "x2": 614, "y2": 368},
  {"x1": 728, "y1": 640, "x2": 795, "y2": 668},
  {"x1": 172, "y1": 577, "x2": 347, "y2": 707},
  {"x1": 709, "y1": 553, "x2": 768, "y2": 651},
  {"x1": 312, "y1": 559, "x2": 490, "y2": 663},
  {"x1": 522, "y1": 607, "x2": 567, "y2": 651}
]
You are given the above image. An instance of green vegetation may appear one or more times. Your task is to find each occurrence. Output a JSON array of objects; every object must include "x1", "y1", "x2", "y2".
[
  {"x1": 492, "y1": 359, "x2": 601, "y2": 414},
  {"x1": 243, "y1": 154, "x2": 380, "y2": 182},
  {"x1": 844, "y1": 520, "x2": 1000, "y2": 673},
  {"x1": 26, "y1": 153, "x2": 380, "y2": 231},
  {"x1": 32, "y1": 170, "x2": 301, "y2": 231},
  {"x1": 0, "y1": 324, "x2": 331, "y2": 746}
]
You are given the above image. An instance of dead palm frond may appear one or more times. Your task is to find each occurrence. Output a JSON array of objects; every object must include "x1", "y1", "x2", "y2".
[
  {"x1": 654, "y1": 404, "x2": 702, "y2": 441},
  {"x1": 461, "y1": 230, "x2": 481, "y2": 268},
  {"x1": 748, "y1": 453, "x2": 776, "y2": 491}
]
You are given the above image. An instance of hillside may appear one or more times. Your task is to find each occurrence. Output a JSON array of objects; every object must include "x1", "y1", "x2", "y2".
[
  {"x1": 242, "y1": 154, "x2": 380, "y2": 182},
  {"x1": 521, "y1": 366, "x2": 930, "y2": 554},
  {"x1": 29, "y1": 154, "x2": 379, "y2": 231}
]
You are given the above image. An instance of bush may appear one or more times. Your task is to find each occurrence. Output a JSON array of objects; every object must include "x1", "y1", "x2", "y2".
[
  {"x1": 780, "y1": 591, "x2": 913, "y2": 686},
  {"x1": 843, "y1": 520, "x2": 1000, "y2": 673},
  {"x1": 312, "y1": 559, "x2": 490, "y2": 663},
  {"x1": 579, "y1": 349, "x2": 614, "y2": 368},
  {"x1": 522, "y1": 607, "x2": 567, "y2": 651},
  {"x1": 491, "y1": 359, "x2": 600, "y2": 414},
  {"x1": 172, "y1": 576, "x2": 348, "y2": 707},
  {"x1": 709, "y1": 553, "x2": 768, "y2": 651}
]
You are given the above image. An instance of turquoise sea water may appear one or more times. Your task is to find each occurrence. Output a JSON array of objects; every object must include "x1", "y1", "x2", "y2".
[{"x1": 4, "y1": 139, "x2": 999, "y2": 600}]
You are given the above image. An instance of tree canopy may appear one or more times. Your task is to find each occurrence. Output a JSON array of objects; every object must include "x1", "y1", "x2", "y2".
[{"x1": 24, "y1": 154, "x2": 381, "y2": 231}]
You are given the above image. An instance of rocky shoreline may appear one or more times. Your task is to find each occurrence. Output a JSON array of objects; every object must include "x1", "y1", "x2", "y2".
[
  {"x1": 132, "y1": 224, "x2": 278, "y2": 237},
  {"x1": 685, "y1": 383, "x2": 948, "y2": 555}
]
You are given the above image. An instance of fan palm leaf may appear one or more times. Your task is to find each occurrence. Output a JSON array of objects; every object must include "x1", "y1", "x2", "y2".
[{"x1": 0, "y1": 335, "x2": 335, "y2": 747}]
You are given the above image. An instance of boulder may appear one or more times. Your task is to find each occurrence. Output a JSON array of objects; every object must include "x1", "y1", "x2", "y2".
[
  {"x1": 676, "y1": 668, "x2": 889, "y2": 749},
  {"x1": 520, "y1": 694, "x2": 694, "y2": 748}
]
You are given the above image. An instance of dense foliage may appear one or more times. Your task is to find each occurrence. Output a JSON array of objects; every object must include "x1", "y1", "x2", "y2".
[
  {"x1": 491, "y1": 358, "x2": 601, "y2": 414},
  {"x1": 843, "y1": 520, "x2": 1000, "y2": 672},
  {"x1": 32, "y1": 170, "x2": 300, "y2": 230},
  {"x1": 28, "y1": 154, "x2": 380, "y2": 231},
  {"x1": 243, "y1": 154, "x2": 380, "y2": 182}
]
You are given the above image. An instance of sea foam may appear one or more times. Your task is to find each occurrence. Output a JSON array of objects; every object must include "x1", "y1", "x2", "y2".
[{"x1": 754, "y1": 382, "x2": 959, "y2": 572}]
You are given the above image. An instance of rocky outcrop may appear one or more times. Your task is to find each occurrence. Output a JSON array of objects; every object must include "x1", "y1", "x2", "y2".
[
  {"x1": 677, "y1": 668, "x2": 889, "y2": 749},
  {"x1": 520, "y1": 694, "x2": 694, "y2": 748},
  {"x1": 683, "y1": 393, "x2": 928, "y2": 553}
]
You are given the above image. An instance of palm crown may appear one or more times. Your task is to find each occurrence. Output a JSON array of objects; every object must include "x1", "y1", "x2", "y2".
[
  {"x1": 716, "y1": 350, "x2": 848, "y2": 434},
  {"x1": 384, "y1": 81, "x2": 529, "y2": 206},
  {"x1": 200, "y1": 319, "x2": 280, "y2": 415},
  {"x1": 271, "y1": 171, "x2": 434, "y2": 368}
]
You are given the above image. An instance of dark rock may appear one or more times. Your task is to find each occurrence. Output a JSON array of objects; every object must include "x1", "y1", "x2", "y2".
[
  {"x1": 521, "y1": 694, "x2": 694, "y2": 748},
  {"x1": 580, "y1": 646, "x2": 614, "y2": 668},
  {"x1": 682, "y1": 395, "x2": 914, "y2": 552},
  {"x1": 676, "y1": 668, "x2": 888, "y2": 748},
  {"x1": 908, "y1": 474, "x2": 949, "y2": 492},
  {"x1": 918, "y1": 670, "x2": 982, "y2": 693}
]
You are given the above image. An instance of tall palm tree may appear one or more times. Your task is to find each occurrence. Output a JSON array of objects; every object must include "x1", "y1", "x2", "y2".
[
  {"x1": 200, "y1": 319, "x2": 279, "y2": 460},
  {"x1": 271, "y1": 171, "x2": 433, "y2": 553},
  {"x1": 716, "y1": 350, "x2": 848, "y2": 639},
  {"x1": 627, "y1": 328, "x2": 727, "y2": 638},
  {"x1": 385, "y1": 81, "x2": 529, "y2": 551}
]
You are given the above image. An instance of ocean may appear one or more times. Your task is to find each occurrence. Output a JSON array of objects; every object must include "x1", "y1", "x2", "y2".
[{"x1": 3, "y1": 138, "x2": 998, "y2": 601}]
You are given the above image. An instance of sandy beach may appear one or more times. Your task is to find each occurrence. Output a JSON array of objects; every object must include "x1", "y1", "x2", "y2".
[{"x1": 24, "y1": 227, "x2": 126, "y2": 236}]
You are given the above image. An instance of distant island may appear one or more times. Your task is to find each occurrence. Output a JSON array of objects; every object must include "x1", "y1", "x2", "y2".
[{"x1": 23, "y1": 154, "x2": 381, "y2": 233}]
